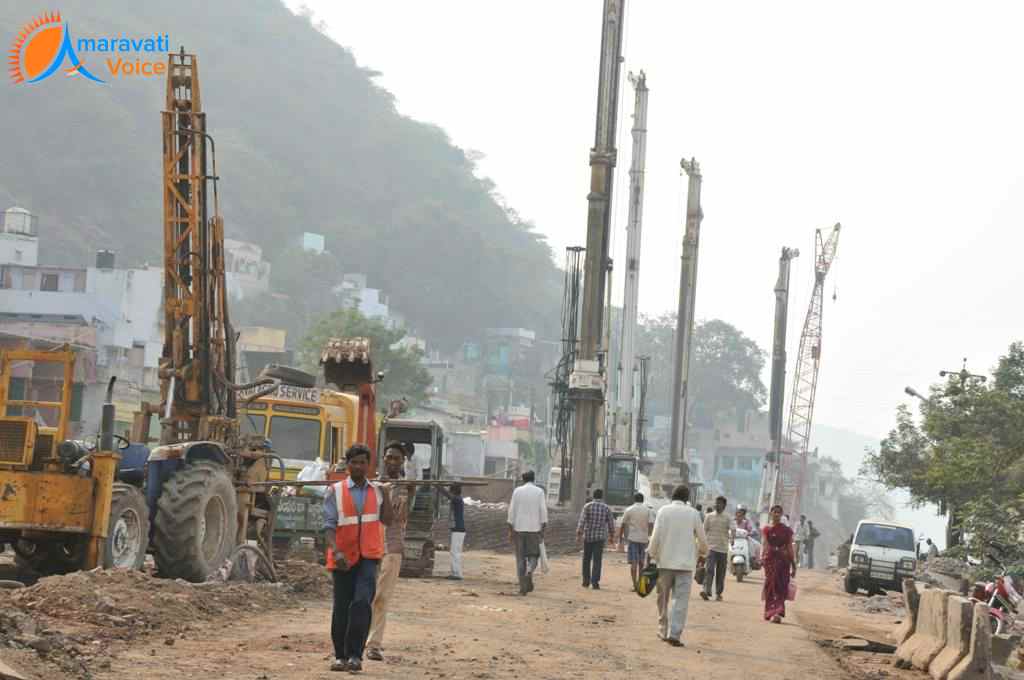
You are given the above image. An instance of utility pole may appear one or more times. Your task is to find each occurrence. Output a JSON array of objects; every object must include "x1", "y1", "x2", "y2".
[
  {"x1": 668, "y1": 159, "x2": 703, "y2": 482},
  {"x1": 758, "y1": 246, "x2": 799, "y2": 516},
  {"x1": 614, "y1": 70, "x2": 649, "y2": 456},
  {"x1": 569, "y1": 0, "x2": 626, "y2": 514}
]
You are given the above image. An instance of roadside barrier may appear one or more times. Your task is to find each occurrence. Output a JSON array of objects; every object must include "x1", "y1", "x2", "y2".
[
  {"x1": 892, "y1": 583, "x2": 993, "y2": 680},
  {"x1": 930, "y1": 596, "x2": 971, "y2": 680},
  {"x1": 896, "y1": 589, "x2": 950, "y2": 670}
]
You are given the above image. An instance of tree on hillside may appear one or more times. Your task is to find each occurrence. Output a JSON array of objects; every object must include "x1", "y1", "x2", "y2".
[
  {"x1": 0, "y1": 0, "x2": 560, "y2": 351},
  {"x1": 862, "y1": 342, "x2": 1024, "y2": 549},
  {"x1": 299, "y1": 308, "x2": 432, "y2": 405},
  {"x1": 633, "y1": 315, "x2": 767, "y2": 422}
]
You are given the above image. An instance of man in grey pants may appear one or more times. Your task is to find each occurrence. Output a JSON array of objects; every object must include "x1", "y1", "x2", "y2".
[
  {"x1": 701, "y1": 495, "x2": 732, "y2": 601},
  {"x1": 507, "y1": 470, "x2": 548, "y2": 595},
  {"x1": 647, "y1": 485, "x2": 708, "y2": 646}
]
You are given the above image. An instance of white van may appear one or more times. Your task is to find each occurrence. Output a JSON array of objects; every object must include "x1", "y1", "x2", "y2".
[{"x1": 845, "y1": 519, "x2": 917, "y2": 594}]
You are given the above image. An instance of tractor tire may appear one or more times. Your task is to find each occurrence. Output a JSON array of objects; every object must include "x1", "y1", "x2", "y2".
[
  {"x1": 103, "y1": 483, "x2": 149, "y2": 570},
  {"x1": 844, "y1": 572, "x2": 859, "y2": 595},
  {"x1": 153, "y1": 462, "x2": 238, "y2": 582},
  {"x1": 259, "y1": 365, "x2": 316, "y2": 388}
]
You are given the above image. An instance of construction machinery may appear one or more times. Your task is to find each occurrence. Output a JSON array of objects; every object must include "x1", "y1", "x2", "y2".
[
  {"x1": 0, "y1": 347, "x2": 149, "y2": 577},
  {"x1": 757, "y1": 246, "x2": 799, "y2": 519},
  {"x1": 779, "y1": 224, "x2": 841, "y2": 517},
  {"x1": 375, "y1": 417, "x2": 445, "y2": 578},
  {"x1": 127, "y1": 50, "x2": 284, "y2": 581},
  {"x1": 668, "y1": 159, "x2": 704, "y2": 483},
  {"x1": 569, "y1": 0, "x2": 626, "y2": 513}
]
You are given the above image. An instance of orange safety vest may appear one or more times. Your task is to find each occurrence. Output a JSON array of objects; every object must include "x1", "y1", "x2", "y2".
[{"x1": 326, "y1": 479, "x2": 385, "y2": 570}]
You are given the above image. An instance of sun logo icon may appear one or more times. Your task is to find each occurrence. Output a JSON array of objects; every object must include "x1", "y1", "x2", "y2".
[{"x1": 8, "y1": 12, "x2": 104, "y2": 84}]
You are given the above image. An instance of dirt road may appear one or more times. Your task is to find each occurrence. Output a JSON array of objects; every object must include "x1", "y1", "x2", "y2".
[{"x1": 80, "y1": 549, "x2": 907, "y2": 680}]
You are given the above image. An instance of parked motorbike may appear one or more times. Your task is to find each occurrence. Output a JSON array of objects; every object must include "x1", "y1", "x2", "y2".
[
  {"x1": 730, "y1": 528, "x2": 761, "y2": 582},
  {"x1": 969, "y1": 551, "x2": 1022, "y2": 635}
]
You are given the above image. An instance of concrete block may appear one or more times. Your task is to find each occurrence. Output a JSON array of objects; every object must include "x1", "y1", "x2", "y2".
[
  {"x1": 932, "y1": 596, "x2": 973, "y2": 680},
  {"x1": 948, "y1": 602, "x2": 993, "y2": 680},
  {"x1": 992, "y1": 634, "x2": 1022, "y2": 667},
  {"x1": 897, "y1": 589, "x2": 951, "y2": 669},
  {"x1": 895, "y1": 577, "x2": 922, "y2": 646},
  {"x1": 0, "y1": 657, "x2": 27, "y2": 680},
  {"x1": 914, "y1": 591, "x2": 952, "y2": 670}
]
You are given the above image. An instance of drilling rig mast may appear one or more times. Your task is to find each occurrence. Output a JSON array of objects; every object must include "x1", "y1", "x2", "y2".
[
  {"x1": 757, "y1": 246, "x2": 799, "y2": 517},
  {"x1": 160, "y1": 51, "x2": 236, "y2": 445},
  {"x1": 668, "y1": 159, "x2": 703, "y2": 481},
  {"x1": 569, "y1": 0, "x2": 626, "y2": 513},
  {"x1": 780, "y1": 224, "x2": 841, "y2": 517},
  {"x1": 614, "y1": 70, "x2": 649, "y2": 456}
]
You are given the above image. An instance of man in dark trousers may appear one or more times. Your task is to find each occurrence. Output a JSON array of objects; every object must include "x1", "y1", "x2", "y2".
[
  {"x1": 576, "y1": 489, "x2": 617, "y2": 589},
  {"x1": 323, "y1": 444, "x2": 394, "y2": 673}
]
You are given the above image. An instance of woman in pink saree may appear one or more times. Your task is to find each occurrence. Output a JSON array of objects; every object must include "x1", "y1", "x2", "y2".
[{"x1": 761, "y1": 504, "x2": 796, "y2": 623}]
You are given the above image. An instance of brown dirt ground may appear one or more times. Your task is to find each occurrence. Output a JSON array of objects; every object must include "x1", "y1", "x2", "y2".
[{"x1": 0, "y1": 549, "x2": 925, "y2": 680}]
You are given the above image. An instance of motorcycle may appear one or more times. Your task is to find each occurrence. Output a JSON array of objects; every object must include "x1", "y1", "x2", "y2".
[
  {"x1": 969, "y1": 551, "x2": 1022, "y2": 635},
  {"x1": 730, "y1": 528, "x2": 761, "y2": 582}
]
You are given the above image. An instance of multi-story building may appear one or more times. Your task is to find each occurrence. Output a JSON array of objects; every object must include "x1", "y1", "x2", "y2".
[{"x1": 224, "y1": 238, "x2": 271, "y2": 300}]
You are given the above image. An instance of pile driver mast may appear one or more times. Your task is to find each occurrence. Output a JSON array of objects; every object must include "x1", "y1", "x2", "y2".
[
  {"x1": 781, "y1": 224, "x2": 841, "y2": 517},
  {"x1": 668, "y1": 159, "x2": 703, "y2": 480},
  {"x1": 569, "y1": 0, "x2": 626, "y2": 513},
  {"x1": 613, "y1": 70, "x2": 649, "y2": 456},
  {"x1": 159, "y1": 50, "x2": 237, "y2": 446},
  {"x1": 757, "y1": 246, "x2": 799, "y2": 516}
]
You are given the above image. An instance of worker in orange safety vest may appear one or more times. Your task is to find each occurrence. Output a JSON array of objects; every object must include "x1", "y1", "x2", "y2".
[{"x1": 324, "y1": 443, "x2": 394, "y2": 673}]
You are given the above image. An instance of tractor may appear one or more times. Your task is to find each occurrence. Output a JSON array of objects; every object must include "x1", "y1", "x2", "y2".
[{"x1": 0, "y1": 347, "x2": 149, "y2": 578}]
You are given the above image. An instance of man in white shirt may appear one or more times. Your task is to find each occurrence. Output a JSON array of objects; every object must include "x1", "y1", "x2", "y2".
[
  {"x1": 647, "y1": 485, "x2": 708, "y2": 647},
  {"x1": 618, "y1": 492, "x2": 655, "y2": 589},
  {"x1": 507, "y1": 470, "x2": 548, "y2": 596}
]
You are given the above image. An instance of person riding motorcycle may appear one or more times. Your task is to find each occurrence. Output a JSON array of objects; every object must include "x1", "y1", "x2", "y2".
[{"x1": 733, "y1": 505, "x2": 761, "y2": 564}]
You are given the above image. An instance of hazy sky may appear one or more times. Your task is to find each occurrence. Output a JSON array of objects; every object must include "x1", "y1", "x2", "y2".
[{"x1": 292, "y1": 0, "x2": 1024, "y2": 444}]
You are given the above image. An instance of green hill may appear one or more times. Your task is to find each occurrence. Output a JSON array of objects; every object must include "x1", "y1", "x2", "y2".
[{"x1": 1, "y1": 0, "x2": 561, "y2": 348}]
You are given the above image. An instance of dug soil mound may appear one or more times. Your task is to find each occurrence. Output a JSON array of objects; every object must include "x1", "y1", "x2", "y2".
[{"x1": 0, "y1": 562, "x2": 332, "y2": 680}]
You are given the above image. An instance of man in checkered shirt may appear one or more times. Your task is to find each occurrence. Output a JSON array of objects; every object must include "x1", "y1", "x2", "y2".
[{"x1": 576, "y1": 489, "x2": 618, "y2": 589}]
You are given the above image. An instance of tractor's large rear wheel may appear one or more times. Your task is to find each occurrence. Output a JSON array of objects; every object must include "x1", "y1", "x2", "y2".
[
  {"x1": 103, "y1": 483, "x2": 149, "y2": 569},
  {"x1": 153, "y1": 462, "x2": 238, "y2": 582}
]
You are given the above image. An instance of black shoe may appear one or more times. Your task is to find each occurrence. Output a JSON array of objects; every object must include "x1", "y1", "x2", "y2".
[
  {"x1": 348, "y1": 657, "x2": 363, "y2": 673},
  {"x1": 700, "y1": 591, "x2": 710, "y2": 601},
  {"x1": 366, "y1": 649, "x2": 383, "y2": 661},
  {"x1": 330, "y1": 659, "x2": 349, "y2": 672},
  {"x1": 591, "y1": 584, "x2": 600, "y2": 590},
  {"x1": 582, "y1": 581, "x2": 590, "y2": 588},
  {"x1": 667, "y1": 638, "x2": 684, "y2": 647}
]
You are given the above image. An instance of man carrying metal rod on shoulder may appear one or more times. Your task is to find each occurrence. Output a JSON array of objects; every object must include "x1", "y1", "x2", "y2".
[
  {"x1": 366, "y1": 442, "x2": 413, "y2": 662},
  {"x1": 324, "y1": 444, "x2": 394, "y2": 673}
]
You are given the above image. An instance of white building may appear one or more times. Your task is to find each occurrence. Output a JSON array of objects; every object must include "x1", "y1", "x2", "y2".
[
  {"x1": 0, "y1": 207, "x2": 39, "y2": 267},
  {"x1": 332, "y1": 273, "x2": 400, "y2": 328},
  {"x1": 302, "y1": 232, "x2": 325, "y2": 254},
  {"x1": 224, "y1": 238, "x2": 271, "y2": 300}
]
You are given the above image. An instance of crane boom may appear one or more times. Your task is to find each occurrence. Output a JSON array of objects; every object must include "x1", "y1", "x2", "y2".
[
  {"x1": 160, "y1": 51, "x2": 236, "y2": 445},
  {"x1": 780, "y1": 223, "x2": 841, "y2": 517}
]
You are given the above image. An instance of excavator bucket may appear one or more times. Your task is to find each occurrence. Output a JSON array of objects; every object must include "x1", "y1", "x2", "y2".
[{"x1": 320, "y1": 337, "x2": 373, "y2": 391}]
